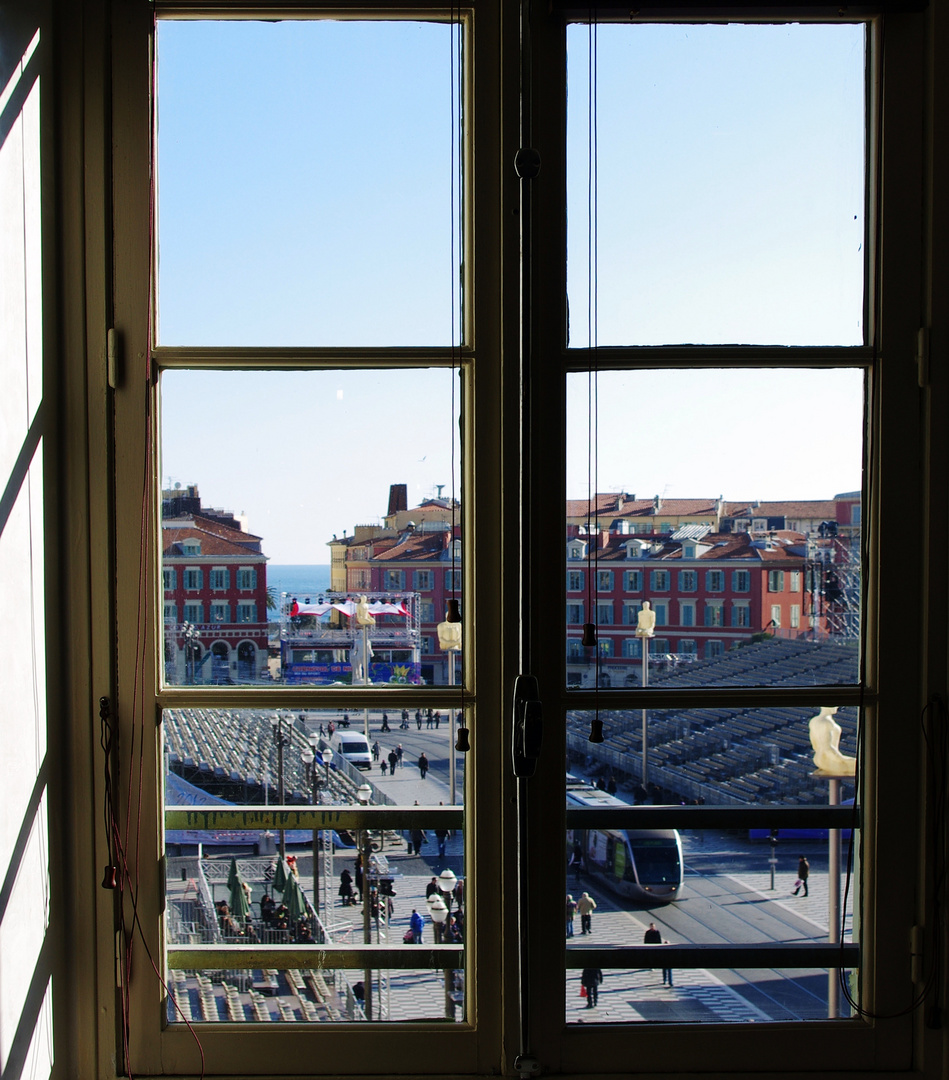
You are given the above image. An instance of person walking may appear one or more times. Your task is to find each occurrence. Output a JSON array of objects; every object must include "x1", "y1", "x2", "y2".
[
  {"x1": 793, "y1": 855, "x2": 810, "y2": 896},
  {"x1": 338, "y1": 868, "x2": 354, "y2": 906},
  {"x1": 381, "y1": 759, "x2": 388, "y2": 776},
  {"x1": 577, "y1": 891, "x2": 597, "y2": 935},
  {"x1": 644, "y1": 922, "x2": 662, "y2": 944},
  {"x1": 580, "y1": 968, "x2": 603, "y2": 1008},
  {"x1": 371, "y1": 740, "x2": 380, "y2": 762},
  {"x1": 565, "y1": 894, "x2": 578, "y2": 938},
  {"x1": 388, "y1": 749, "x2": 399, "y2": 775},
  {"x1": 381, "y1": 711, "x2": 391, "y2": 733},
  {"x1": 416, "y1": 709, "x2": 423, "y2": 730},
  {"x1": 401, "y1": 708, "x2": 410, "y2": 729},
  {"x1": 435, "y1": 826, "x2": 450, "y2": 858},
  {"x1": 569, "y1": 840, "x2": 583, "y2": 886},
  {"x1": 662, "y1": 939, "x2": 674, "y2": 987},
  {"x1": 396, "y1": 743, "x2": 404, "y2": 768},
  {"x1": 410, "y1": 828, "x2": 426, "y2": 856},
  {"x1": 410, "y1": 908, "x2": 424, "y2": 944},
  {"x1": 418, "y1": 752, "x2": 429, "y2": 779},
  {"x1": 425, "y1": 876, "x2": 440, "y2": 899}
]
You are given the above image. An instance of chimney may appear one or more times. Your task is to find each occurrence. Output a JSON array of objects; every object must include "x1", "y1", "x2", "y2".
[
  {"x1": 387, "y1": 483, "x2": 408, "y2": 516},
  {"x1": 653, "y1": 494, "x2": 662, "y2": 513},
  {"x1": 616, "y1": 493, "x2": 625, "y2": 511}
]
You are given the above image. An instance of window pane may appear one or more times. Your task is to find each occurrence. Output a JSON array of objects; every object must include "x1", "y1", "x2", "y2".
[
  {"x1": 156, "y1": 20, "x2": 463, "y2": 346},
  {"x1": 566, "y1": 369, "x2": 863, "y2": 688},
  {"x1": 568, "y1": 707, "x2": 859, "y2": 806},
  {"x1": 160, "y1": 368, "x2": 462, "y2": 688},
  {"x1": 164, "y1": 706, "x2": 467, "y2": 1024},
  {"x1": 567, "y1": 23, "x2": 866, "y2": 346}
]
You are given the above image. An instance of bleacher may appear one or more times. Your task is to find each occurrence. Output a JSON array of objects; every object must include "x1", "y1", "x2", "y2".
[{"x1": 569, "y1": 639, "x2": 860, "y2": 805}]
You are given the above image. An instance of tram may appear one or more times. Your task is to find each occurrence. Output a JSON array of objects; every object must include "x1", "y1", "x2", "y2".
[{"x1": 567, "y1": 779, "x2": 684, "y2": 904}]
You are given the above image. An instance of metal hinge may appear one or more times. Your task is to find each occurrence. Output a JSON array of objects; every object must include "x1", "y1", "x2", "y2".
[{"x1": 512, "y1": 674, "x2": 543, "y2": 777}]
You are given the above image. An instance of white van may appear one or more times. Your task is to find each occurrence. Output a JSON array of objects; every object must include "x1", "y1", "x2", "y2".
[{"x1": 334, "y1": 731, "x2": 373, "y2": 771}]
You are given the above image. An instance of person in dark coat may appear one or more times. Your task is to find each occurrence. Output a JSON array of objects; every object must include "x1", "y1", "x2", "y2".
[
  {"x1": 793, "y1": 855, "x2": 810, "y2": 896},
  {"x1": 581, "y1": 968, "x2": 603, "y2": 1008},
  {"x1": 418, "y1": 753, "x2": 429, "y2": 779},
  {"x1": 338, "y1": 868, "x2": 354, "y2": 905}
]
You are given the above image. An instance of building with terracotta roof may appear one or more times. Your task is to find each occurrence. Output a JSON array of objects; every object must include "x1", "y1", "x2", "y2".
[{"x1": 162, "y1": 486, "x2": 269, "y2": 684}]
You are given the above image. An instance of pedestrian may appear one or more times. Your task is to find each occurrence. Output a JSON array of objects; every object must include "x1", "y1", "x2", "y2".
[
  {"x1": 381, "y1": 759, "x2": 388, "y2": 776},
  {"x1": 426, "y1": 876, "x2": 439, "y2": 899},
  {"x1": 607, "y1": 775, "x2": 617, "y2": 795},
  {"x1": 419, "y1": 752, "x2": 429, "y2": 779},
  {"x1": 381, "y1": 711, "x2": 390, "y2": 733},
  {"x1": 328, "y1": 721, "x2": 335, "y2": 737},
  {"x1": 426, "y1": 708, "x2": 434, "y2": 729},
  {"x1": 342, "y1": 713, "x2": 350, "y2": 728},
  {"x1": 354, "y1": 854, "x2": 363, "y2": 902},
  {"x1": 410, "y1": 908, "x2": 424, "y2": 944},
  {"x1": 569, "y1": 840, "x2": 583, "y2": 886},
  {"x1": 388, "y1": 749, "x2": 398, "y2": 774},
  {"x1": 396, "y1": 743, "x2": 404, "y2": 767},
  {"x1": 644, "y1": 922, "x2": 662, "y2": 944},
  {"x1": 372, "y1": 740, "x2": 380, "y2": 761},
  {"x1": 434, "y1": 710, "x2": 441, "y2": 729},
  {"x1": 580, "y1": 967, "x2": 603, "y2": 1008},
  {"x1": 416, "y1": 709, "x2": 423, "y2": 730},
  {"x1": 793, "y1": 855, "x2": 810, "y2": 896},
  {"x1": 410, "y1": 828, "x2": 426, "y2": 856},
  {"x1": 565, "y1": 894, "x2": 578, "y2": 938},
  {"x1": 662, "y1": 939, "x2": 674, "y2": 987},
  {"x1": 319, "y1": 723, "x2": 325, "y2": 736},
  {"x1": 401, "y1": 708, "x2": 409, "y2": 729},
  {"x1": 577, "y1": 891, "x2": 597, "y2": 935},
  {"x1": 338, "y1": 868, "x2": 354, "y2": 906},
  {"x1": 435, "y1": 826, "x2": 450, "y2": 858}
]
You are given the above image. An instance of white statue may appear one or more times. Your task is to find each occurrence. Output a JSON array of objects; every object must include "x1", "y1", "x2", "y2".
[
  {"x1": 809, "y1": 706, "x2": 856, "y2": 776},
  {"x1": 355, "y1": 595, "x2": 375, "y2": 626},
  {"x1": 636, "y1": 600, "x2": 656, "y2": 638},
  {"x1": 350, "y1": 632, "x2": 374, "y2": 683},
  {"x1": 437, "y1": 620, "x2": 462, "y2": 652}
]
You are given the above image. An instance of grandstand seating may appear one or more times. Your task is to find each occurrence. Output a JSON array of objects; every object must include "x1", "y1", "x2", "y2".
[{"x1": 568, "y1": 639, "x2": 859, "y2": 804}]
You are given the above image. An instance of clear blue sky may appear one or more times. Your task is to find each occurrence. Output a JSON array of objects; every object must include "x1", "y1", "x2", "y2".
[{"x1": 157, "y1": 19, "x2": 866, "y2": 562}]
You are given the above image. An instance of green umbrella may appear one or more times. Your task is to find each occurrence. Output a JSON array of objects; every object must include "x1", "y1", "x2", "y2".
[
  {"x1": 272, "y1": 858, "x2": 290, "y2": 894},
  {"x1": 284, "y1": 875, "x2": 307, "y2": 923},
  {"x1": 227, "y1": 858, "x2": 251, "y2": 922}
]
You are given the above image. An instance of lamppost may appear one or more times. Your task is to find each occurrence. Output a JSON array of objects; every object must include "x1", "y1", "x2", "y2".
[
  {"x1": 356, "y1": 783, "x2": 373, "y2": 1019},
  {"x1": 301, "y1": 739, "x2": 320, "y2": 937},
  {"x1": 321, "y1": 747, "x2": 334, "y2": 928},
  {"x1": 268, "y1": 711, "x2": 293, "y2": 859},
  {"x1": 427, "y1": 896, "x2": 455, "y2": 1019},
  {"x1": 182, "y1": 621, "x2": 201, "y2": 684}
]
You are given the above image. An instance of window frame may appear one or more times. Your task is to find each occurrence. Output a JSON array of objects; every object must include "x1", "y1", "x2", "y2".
[{"x1": 91, "y1": 2, "x2": 930, "y2": 1077}]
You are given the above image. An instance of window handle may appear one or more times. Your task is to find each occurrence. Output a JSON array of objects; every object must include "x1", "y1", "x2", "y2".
[{"x1": 512, "y1": 674, "x2": 543, "y2": 777}]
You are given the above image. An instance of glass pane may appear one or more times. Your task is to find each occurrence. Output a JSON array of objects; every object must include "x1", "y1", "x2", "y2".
[
  {"x1": 567, "y1": 23, "x2": 866, "y2": 346},
  {"x1": 566, "y1": 968, "x2": 857, "y2": 1022},
  {"x1": 160, "y1": 368, "x2": 462, "y2": 688},
  {"x1": 566, "y1": 368, "x2": 863, "y2": 688},
  {"x1": 568, "y1": 708, "x2": 859, "y2": 807},
  {"x1": 164, "y1": 706, "x2": 467, "y2": 1024},
  {"x1": 156, "y1": 20, "x2": 463, "y2": 346}
]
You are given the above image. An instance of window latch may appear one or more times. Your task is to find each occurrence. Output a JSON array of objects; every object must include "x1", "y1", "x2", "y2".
[
  {"x1": 514, "y1": 147, "x2": 541, "y2": 180},
  {"x1": 512, "y1": 674, "x2": 543, "y2": 777}
]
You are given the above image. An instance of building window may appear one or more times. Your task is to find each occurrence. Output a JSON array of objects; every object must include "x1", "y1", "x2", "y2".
[
  {"x1": 566, "y1": 639, "x2": 584, "y2": 659},
  {"x1": 237, "y1": 566, "x2": 257, "y2": 589},
  {"x1": 210, "y1": 602, "x2": 230, "y2": 623},
  {"x1": 567, "y1": 570, "x2": 584, "y2": 591},
  {"x1": 768, "y1": 570, "x2": 785, "y2": 592},
  {"x1": 414, "y1": 570, "x2": 434, "y2": 590},
  {"x1": 595, "y1": 601, "x2": 613, "y2": 625},
  {"x1": 621, "y1": 638, "x2": 642, "y2": 659},
  {"x1": 679, "y1": 639, "x2": 697, "y2": 655},
  {"x1": 622, "y1": 602, "x2": 639, "y2": 625},
  {"x1": 183, "y1": 567, "x2": 202, "y2": 590},
  {"x1": 649, "y1": 569, "x2": 669, "y2": 591},
  {"x1": 705, "y1": 640, "x2": 724, "y2": 659},
  {"x1": 732, "y1": 603, "x2": 751, "y2": 628},
  {"x1": 598, "y1": 638, "x2": 614, "y2": 658},
  {"x1": 678, "y1": 569, "x2": 697, "y2": 591},
  {"x1": 237, "y1": 602, "x2": 257, "y2": 624},
  {"x1": 163, "y1": 603, "x2": 177, "y2": 622},
  {"x1": 385, "y1": 569, "x2": 406, "y2": 590},
  {"x1": 163, "y1": 567, "x2": 175, "y2": 590},
  {"x1": 770, "y1": 605, "x2": 782, "y2": 628},
  {"x1": 623, "y1": 569, "x2": 642, "y2": 592},
  {"x1": 705, "y1": 569, "x2": 724, "y2": 592},
  {"x1": 567, "y1": 541, "x2": 585, "y2": 560},
  {"x1": 596, "y1": 569, "x2": 613, "y2": 591},
  {"x1": 445, "y1": 569, "x2": 461, "y2": 591},
  {"x1": 652, "y1": 602, "x2": 667, "y2": 626},
  {"x1": 679, "y1": 601, "x2": 695, "y2": 627},
  {"x1": 649, "y1": 637, "x2": 670, "y2": 655},
  {"x1": 420, "y1": 601, "x2": 435, "y2": 622},
  {"x1": 790, "y1": 570, "x2": 801, "y2": 591},
  {"x1": 210, "y1": 566, "x2": 228, "y2": 589},
  {"x1": 704, "y1": 602, "x2": 724, "y2": 627},
  {"x1": 732, "y1": 569, "x2": 750, "y2": 592},
  {"x1": 183, "y1": 602, "x2": 203, "y2": 624},
  {"x1": 181, "y1": 540, "x2": 201, "y2": 555},
  {"x1": 566, "y1": 602, "x2": 584, "y2": 625},
  {"x1": 790, "y1": 604, "x2": 801, "y2": 628},
  {"x1": 420, "y1": 636, "x2": 433, "y2": 655}
]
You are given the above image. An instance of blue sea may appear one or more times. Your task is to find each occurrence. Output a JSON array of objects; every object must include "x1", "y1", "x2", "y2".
[{"x1": 267, "y1": 564, "x2": 332, "y2": 602}]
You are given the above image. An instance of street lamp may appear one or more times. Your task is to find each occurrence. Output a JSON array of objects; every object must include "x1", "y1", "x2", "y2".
[
  {"x1": 428, "y1": 896, "x2": 455, "y2": 1019},
  {"x1": 268, "y1": 711, "x2": 293, "y2": 859},
  {"x1": 356, "y1": 783, "x2": 373, "y2": 1019},
  {"x1": 321, "y1": 747, "x2": 334, "y2": 928},
  {"x1": 182, "y1": 621, "x2": 201, "y2": 684}
]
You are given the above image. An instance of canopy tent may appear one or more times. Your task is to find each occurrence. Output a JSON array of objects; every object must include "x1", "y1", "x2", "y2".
[{"x1": 289, "y1": 599, "x2": 410, "y2": 618}]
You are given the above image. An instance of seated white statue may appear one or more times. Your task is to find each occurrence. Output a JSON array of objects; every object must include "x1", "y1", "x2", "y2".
[
  {"x1": 809, "y1": 706, "x2": 856, "y2": 776},
  {"x1": 355, "y1": 595, "x2": 376, "y2": 626},
  {"x1": 636, "y1": 600, "x2": 656, "y2": 638},
  {"x1": 437, "y1": 620, "x2": 462, "y2": 652}
]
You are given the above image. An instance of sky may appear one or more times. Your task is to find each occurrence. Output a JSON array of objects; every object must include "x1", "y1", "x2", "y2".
[{"x1": 156, "y1": 19, "x2": 867, "y2": 563}]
